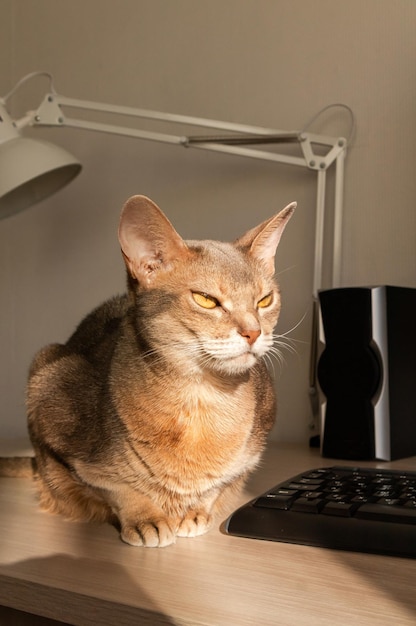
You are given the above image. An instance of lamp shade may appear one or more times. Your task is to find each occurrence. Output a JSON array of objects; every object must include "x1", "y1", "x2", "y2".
[{"x1": 0, "y1": 136, "x2": 82, "y2": 219}]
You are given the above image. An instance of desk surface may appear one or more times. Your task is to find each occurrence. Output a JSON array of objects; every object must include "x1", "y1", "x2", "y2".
[{"x1": 0, "y1": 440, "x2": 415, "y2": 626}]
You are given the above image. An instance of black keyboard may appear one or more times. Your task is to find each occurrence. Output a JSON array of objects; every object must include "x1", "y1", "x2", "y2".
[{"x1": 224, "y1": 466, "x2": 416, "y2": 558}]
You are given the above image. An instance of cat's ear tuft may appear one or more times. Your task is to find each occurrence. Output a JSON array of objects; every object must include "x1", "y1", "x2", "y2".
[
  {"x1": 118, "y1": 195, "x2": 189, "y2": 286},
  {"x1": 235, "y1": 202, "x2": 296, "y2": 276}
]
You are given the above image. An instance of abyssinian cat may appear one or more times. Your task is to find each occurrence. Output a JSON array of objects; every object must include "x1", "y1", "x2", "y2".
[{"x1": 4, "y1": 195, "x2": 295, "y2": 547}]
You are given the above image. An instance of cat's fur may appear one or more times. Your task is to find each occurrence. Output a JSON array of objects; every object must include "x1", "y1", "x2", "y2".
[{"x1": 4, "y1": 195, "x2": 295, "y2": 547}]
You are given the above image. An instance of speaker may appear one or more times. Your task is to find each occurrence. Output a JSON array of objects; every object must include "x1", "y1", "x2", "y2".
[{"x1": 317, "y1": 286, "x2": 416, "y2": 461}]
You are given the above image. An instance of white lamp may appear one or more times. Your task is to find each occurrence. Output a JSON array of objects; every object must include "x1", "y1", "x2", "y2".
[
  {"x1": 0, "y1": 72, "x2": 351, "y2": 294},
  {"x1": 0, "y1": 72, "x2": 353, "y2": 438},
  {"x1": 0, "y1": 101, "x2": 81, "y2": 219}
]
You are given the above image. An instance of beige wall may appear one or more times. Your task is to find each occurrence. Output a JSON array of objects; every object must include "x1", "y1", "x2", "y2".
[{"x1": 1, "y1": 0, "x2": 415, "y2": 441}]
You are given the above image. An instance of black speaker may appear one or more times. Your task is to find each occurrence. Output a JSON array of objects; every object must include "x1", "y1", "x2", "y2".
[{"x1": 317, "y1": 286, "x2": 416, "y2": 461}]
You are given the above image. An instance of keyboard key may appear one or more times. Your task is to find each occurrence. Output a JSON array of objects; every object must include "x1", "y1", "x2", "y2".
[
  {"x1": 302, "y1": 491, "x2": 323, "y2": 499},
  {"x1": 373, "y1": 489, "x2": 399, "y2": 498},
  {"x1": 323, "y1": 501, "x2": 358, "y2": 517},
  {"x1": 291, "y1": 497, "x2": 325, "y2": 513},
  {"x1": 304, "y1": 471, "x2": 327, "y2": 479},
  {"x1": 325, "y1": 493, "x2": 349, "y2": 502},
  {"x1": 287, "y1": 482, "x2": 321, "y2": 491},
  {"x1": 226, "y1": 465, "x2": 416, "y2": 557},
  {"x1": 269, "y1": 488, "x2": 298, "y2": 497},
  {"x1": 254, "y1": 494, "x2": 294, "y2": 510},
  {"x1": 355, "y1": 503, "x2": 416, "y2": 524},
  {"x1": 324, "y1": 486, "x2": 344, "y2": 493},
  {"x1": 372, "y1": 477, "x2": 394, "y2": 484},
  {"x1": 376, "y1": 497, "x2": 402, "y2": 506}
]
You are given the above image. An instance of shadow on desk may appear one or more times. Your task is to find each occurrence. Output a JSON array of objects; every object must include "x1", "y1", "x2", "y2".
[
  {"x1": 0, "y1": 554, "x2": 176, "y2": 626},
  {"x1": 1, "y1": 442, "x2": 415, "y2": 625},
  {"x1": 334, "y1": 551, "x2": 416, "y2": 619},
  {"x1": 224, "y1": 443, "x2": 416, "y2": 622}
]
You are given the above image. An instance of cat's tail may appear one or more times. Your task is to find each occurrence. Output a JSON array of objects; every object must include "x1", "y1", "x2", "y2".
[{"x1": 0, "y1": 457, "x2": 36, "y2": 478}]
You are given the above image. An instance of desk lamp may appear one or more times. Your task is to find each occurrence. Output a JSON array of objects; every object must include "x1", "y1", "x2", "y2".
[{"x1": 0, "y1": 71, "x2": 352, "y2": 436}]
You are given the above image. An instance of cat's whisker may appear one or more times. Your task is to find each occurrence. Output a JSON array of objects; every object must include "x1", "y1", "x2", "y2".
[
  {"x1": 276, "y1": 309, "x2": 309, "y2": 340},
  {"x1": 273, "y1": 336, "x2": 298, "y2": 356},
  {"x1": 265, "y1": 309, "x2": 310, "y2": 368},
  {"x1": 171, "y1": 343, "x2": 221, "y2": 370},
  {"x1": 268, "y1": 346, "x2": 286, "y2": 368},
  {"x1": 262, "y1": 352, "x2": 276, "y2": 377},
  {"x1": 274, "y1": 263, "x2": 298, "y2": 279}
]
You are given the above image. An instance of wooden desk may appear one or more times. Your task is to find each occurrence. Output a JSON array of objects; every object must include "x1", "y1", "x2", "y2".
[{"x1": 0, "y1": 440, "x2": 415, "y2": 626}]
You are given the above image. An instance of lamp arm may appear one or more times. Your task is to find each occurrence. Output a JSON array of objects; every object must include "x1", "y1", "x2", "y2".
[
  {"x1": 2, "y1": 78, "x2": 351, "y2": 440},
  {"x1": 7, "y1": 85, "x2": 349, "y2": 295},
  {"x1": 30, "y1": 92, "x2": 346, "y2": 170},
  {"x1": 24, "y1": 89, "x2": 348, "y2": 292},
  {"x1": 35, "y1": 92, "x2": 297, "y2": 137}
]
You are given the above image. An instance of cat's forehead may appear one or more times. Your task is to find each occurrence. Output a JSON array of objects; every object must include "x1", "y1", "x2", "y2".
[
  {"x1": 184, "y1": 239, "x2": 273, "y2": 292},
  {"x1": 186, "y1": 239, "x2": 250, "y2": 270}
]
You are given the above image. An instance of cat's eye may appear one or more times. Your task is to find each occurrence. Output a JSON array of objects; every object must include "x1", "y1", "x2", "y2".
[
  {"x1": 192, "y1": 292, "x2": 219, "y2": 309},
  {"x1": 257, "y1": 293, "x2": 273, "y2": 309}
]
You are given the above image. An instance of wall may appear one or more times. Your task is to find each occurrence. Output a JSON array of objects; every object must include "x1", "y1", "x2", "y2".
[{"x1": 1, "y1": 0, "x2": 415, "y2": 442}]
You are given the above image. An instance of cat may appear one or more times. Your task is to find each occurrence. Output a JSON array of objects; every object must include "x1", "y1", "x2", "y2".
[{"x1": 2, "y1": 195, "x2": 295, "y2": 547}]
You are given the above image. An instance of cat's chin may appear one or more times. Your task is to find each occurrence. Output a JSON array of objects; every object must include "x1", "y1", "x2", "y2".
[{"x1": 210, "y1": 352, "x2": 258, "y2": 376}]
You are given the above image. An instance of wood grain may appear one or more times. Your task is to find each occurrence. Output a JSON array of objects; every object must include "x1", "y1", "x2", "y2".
[{"x1": 1, "y1": 441, "x2": 415, "y2": 626}]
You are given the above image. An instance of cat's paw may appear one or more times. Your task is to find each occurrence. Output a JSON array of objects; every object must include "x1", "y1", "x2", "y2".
[
  {"x1": 177, "y1": 511, "x2": 212, "y2": 538},
  {"x1": 121, "y1": 518, "x2": 176, "y2": 548}
]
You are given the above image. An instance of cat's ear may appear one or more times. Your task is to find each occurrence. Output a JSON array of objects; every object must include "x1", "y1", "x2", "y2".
[
  {"x1": 235, "y1": 202, "x2": 296, "y2": 276},
  {"x1": 118, "y1": 195, "x2": 189, "y2": 286}
]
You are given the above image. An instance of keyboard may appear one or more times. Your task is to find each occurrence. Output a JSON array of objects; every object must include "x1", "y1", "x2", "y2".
[{"x1": 224, "y1": 466, "x2": 416, "y2": 558}]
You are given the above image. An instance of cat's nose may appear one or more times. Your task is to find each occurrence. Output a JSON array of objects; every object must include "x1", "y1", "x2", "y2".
[{"x1": 239, "y1": 329, "x2": 261, "y2": 346}]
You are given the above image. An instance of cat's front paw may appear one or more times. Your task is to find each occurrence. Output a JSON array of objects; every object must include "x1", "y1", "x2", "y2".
[
  {"x1": 177, "y1": 511, "x2": 212, "y2": 538},
  {"x1": 121, "y1": 517, "x2": 176, "y2": 548}
]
